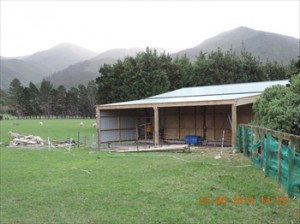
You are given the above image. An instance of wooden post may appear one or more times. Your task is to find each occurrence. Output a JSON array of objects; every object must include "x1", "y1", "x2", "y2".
[
  {"x1": 189, "y1": 129, "x2": 192, "y2": 151},
  {"x1": 96, "y1": 109, "x2": 101, "y2": 150},
  {"x1": 136, "y1": 120, "x2": 139, "y2": 152},
  {"x1": 250, "y1": 127, "x2": 253, "y2": 160},
  {"x1": 287, "y1": 138, "x2": 295, "y2": 197},
  {"x1": 154, "y1": 107, "x2": 159, "y2": 145},
  {"x1": 118, "y1": 110, "x2": 121, "y2": 143},
  {"x1": 194, "y1": 106, "x2": 197, "y2": 135},
  {"x1": 260, "y1": 129, "x2": 265, "y2": 169},
  {"x1": 213, "y1": 106, "x2": 216, "y2": 141},
  {"x1": 178, "y1": 107, "x2": 181, "y2": 139},
  {"x1": 231, "y1": 104, "x2": 237, "y2": 148},
  {"x1": 277, "y1": 135, "x2": 282, "y2": 186},
  {"x1": 203, "y1": 107, "x2": 206, "y2": 140},
  {"x1": 265, "y1": 132, "x2": 271, "y2": 177},
  {"x1": 239, "y1": 126, "x2": 243, "y2": 152},
  {"x1": 243, "y1": 126, "x2": 247, "y2": 156}
]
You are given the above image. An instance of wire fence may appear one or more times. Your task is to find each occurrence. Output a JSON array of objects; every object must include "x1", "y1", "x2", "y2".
[
  {"x1": 235, "y1": 124, "x2": 300, "y2": 199},
  {"x1": 93, "y1": 130, "x2": 213, "y2": 151}
]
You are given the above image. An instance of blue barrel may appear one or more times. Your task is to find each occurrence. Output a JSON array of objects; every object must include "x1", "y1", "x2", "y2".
[{"x1": 184, "y1": 135, "x2": 203, "y2": 145}]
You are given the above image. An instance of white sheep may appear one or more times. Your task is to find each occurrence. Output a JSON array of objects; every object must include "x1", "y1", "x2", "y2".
[
  {"x1": 8, "y1": 131, "x2": 20, "y2": 139},
  {"x1": 80, "y1": 122, "x2": 84, "y2": 127},
  {"x1": 92, "y1": 123, "x2": 97, "y2": 128},
  {"x1": 39, "y1": 121, "x2": 43, "y2": 126}
]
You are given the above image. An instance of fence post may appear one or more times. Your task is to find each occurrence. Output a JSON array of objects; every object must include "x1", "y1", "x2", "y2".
[
  {"x1": 239, "y1": 126, "x2": 243, "y2": 153},
  {"x1": 264, "y1": 132, "x2": 271, "y2": 177},
  {"x1": 260, "y1": 129, "x2": 265, "y2": 169},
  {"x1": 250, "y1": 127, "x2": 253, "y2": 160},
  {"x1": 287, "y1": 138, "x2": 295, "y2": 197},
  {"x1": 243, "y1": 126, "x2": 247, "y2": 157},
  {"x1": 97, "y1": 129, "x2": 100, "y2": 150},
  {"x1": 277, "y1": 135, "x2": 282, "y2": 186},
  {"x1": 136, "y1": 123, "x2": 139, "y2": 152}
]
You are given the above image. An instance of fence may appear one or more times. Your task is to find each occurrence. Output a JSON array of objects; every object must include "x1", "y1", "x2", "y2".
[{"x1": 235, "y1": 124, "x2": 300, "y2": 198}]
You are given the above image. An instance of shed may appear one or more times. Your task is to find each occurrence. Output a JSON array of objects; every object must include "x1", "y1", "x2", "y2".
[{"x1": 95, "y1": 80, "x2": 289, "y2": 147}]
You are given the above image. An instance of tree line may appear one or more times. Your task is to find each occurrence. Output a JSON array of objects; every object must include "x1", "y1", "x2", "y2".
[
  {"x1": 3, "y1": 47, "x2": 299, "y2": 124},
  {"x1": 7, "y1": 79, "x2": 97, "y2": 118},
  {"x1": 96, "y1": 47, "x2": 296, "y2": 104}
]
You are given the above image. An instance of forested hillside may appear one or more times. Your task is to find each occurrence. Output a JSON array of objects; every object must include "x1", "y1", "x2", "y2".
[
  {"x1": 2, "y1": 47, "x2": 299, "y2": 122},
  {"x1": 1, "y1": 27, "x2": 298, "y2": 90},
  {"x1": 0, "y1": 59, "x2": 49, "y2": 89},
  {"x1": 45, "y1": 48, "x2": 144, "y2": 88},
  {"x1": 174, "y1": 27, "x2": 299, "y2": 65},
  {"x1": 0, "y1": 43, "x2": 97, "y2": 90},
  {"x1": 96, "y1": 47, "x2": 291, "y2": 104},
  {"x1": 24, "y1": 43, "x2": 97, "y2": 73}
]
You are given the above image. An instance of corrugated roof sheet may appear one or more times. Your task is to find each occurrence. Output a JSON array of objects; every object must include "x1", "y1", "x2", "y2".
[
  {"x1": 151, "y1": 80, "x2": 289, "y2": 99},
  {"x1": 100, "y1": 80, "x2": 289, "y2": 107}
]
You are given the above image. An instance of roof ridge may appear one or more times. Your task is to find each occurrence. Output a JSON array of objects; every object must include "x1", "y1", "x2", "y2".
[
  {"x1": 178, "y1": 79, "x2": 289, "y2": 90},
  {"x1": 150, "y1": 91, "x2": 262, "y2": 100}
]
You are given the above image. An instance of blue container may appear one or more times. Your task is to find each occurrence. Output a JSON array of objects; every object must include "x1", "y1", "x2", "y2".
[{"x1": 184, "y1": 135, "x2": 203, "y2": 145}]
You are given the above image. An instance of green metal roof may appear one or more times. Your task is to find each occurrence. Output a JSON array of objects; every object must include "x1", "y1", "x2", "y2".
[{"x1": 99, "y1": 80, "x2": 289, "y2": 107}]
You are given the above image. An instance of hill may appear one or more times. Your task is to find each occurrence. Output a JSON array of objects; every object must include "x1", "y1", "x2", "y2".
[
  {"x1": 46, "y1": 48, "x2": 144, "y2": 88},
  {"x1": 1, "y1": 27, "x2": 299, "y2": 90},
  {"x1": 173, "y1": 27, "x2": 299, "y2": 65},
  {"x1": 24, "y1": 43, "x2": 98, "y2": 74},
  {"x1": 0, "y1": 43, "x2": 98, "y2": 89},
  {"x1": 0, "y1": 59, "x2": 49, "y2": 90}
]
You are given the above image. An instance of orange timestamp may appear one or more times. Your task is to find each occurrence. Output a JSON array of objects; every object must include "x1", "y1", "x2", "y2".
[{"x1": 199, "y1": 196, "x2": 288, "y2": 205}]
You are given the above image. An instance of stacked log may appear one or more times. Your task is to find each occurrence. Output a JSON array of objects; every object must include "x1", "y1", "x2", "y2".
[{"x1": 8, "y1": 131, "x2": 45, "y2": 146}]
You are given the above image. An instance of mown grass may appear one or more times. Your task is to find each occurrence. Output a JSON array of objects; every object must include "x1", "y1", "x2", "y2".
[
  {"x1": 0, "y1": 119, "x2": 299, "y2": 223},
  {"x1": 0, "y1": 119, "x2": 96, "y2": 145}
]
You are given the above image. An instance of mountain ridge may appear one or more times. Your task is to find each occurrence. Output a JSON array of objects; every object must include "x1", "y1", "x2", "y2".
[
  {"x1": 1, "y1": 43, "x2": 98, "y2": 90},
  {"x1": 1, "y1": 26, "x2": 299, "y2": 90},
  {"x1": 24, "y1": 43, "x2": 98, "y2": 73},
  {"x1": 173, "y1": 27, "x2": 299, "y2": 64}
]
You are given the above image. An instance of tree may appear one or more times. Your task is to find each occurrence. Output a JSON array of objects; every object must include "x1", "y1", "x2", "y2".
[
  {"x1": 22, "y1": 87, "x2": 34, "y2": 117},
  {"x1": 253, "y1": 74, "x2": 300, "y2": 135},
  {"x1": 172, "y1": 55, "x2": 194, "y2": 89},
  {"x1": 9, "y1": 78, "x2": 24, "y2": 117},
  {"x1": 28, "y1": 82, "x2": 41, "y2": 118},
  {"x1": 66, "y1": 87, "x2": 79, "y2": 117},
  {"x1": 96, "y1": 47, "x2": 171, "y2": 104},
  {"x1": 78, "y1": 84, "x2": 89, "y2": 117},
  {"x1": 39, "y1": 79, "x2": 53, "y2": 118},
  {"x1": 240, "y1": 48, "x2": 264, "y2": 82},
  {"x1": 97, "y1": 63, "x2": 117, "y2": 104},
  {"x1": 86, "y1": 80, "x2": 97, "y2": 117},
  {"x1": 54, "y1": 85, "x2": 67, "y2": 118},
  {"x1": 263, "y1": 60, "x2": 287, "y2": 81},
  {"x1": 0, "y1": 89, "x2": 9, "y2": 114}
]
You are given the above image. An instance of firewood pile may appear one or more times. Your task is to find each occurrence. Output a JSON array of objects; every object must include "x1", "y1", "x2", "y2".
[{"x1": 8, "y1": 131, "x2": 45, "y2": 146}]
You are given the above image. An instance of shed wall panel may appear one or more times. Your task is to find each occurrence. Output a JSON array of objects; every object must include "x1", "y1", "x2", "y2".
[
  {"x1": 120, "y1": 116, "x2": 136, "y2": 129},
  {"x1": 120, "y1": 129, "x2": 136, "y2": 141},
  {"x1": 101, "y1": 130, "x2": 119, "y2": 142},
  {"x1": 164, "y1": 128, "x2": 179, "y2": 140},
  {"x1": 100, "y1": 117, "x2": 118, "y2": 129}
]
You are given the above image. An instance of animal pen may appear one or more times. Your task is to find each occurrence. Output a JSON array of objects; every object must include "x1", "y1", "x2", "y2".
[
  {"x1": 236, "y1": 124, "x2": 300, "y2": 198},
  {"x1": 95, "y1": 80, "x2": 289, "y2": 149}
]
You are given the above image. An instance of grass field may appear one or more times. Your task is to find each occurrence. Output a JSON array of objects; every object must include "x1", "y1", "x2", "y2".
[
  {"x1": 0, "y1": 119, "x2": 299, "y2": 223},
  {"x1": 0, "y1": 119, "x2": 97, "y2": 146}
]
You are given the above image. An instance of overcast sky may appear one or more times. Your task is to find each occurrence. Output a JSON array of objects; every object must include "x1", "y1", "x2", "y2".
[{"x1": 1, "y1": 0, "x2": 299, "y2": 57}]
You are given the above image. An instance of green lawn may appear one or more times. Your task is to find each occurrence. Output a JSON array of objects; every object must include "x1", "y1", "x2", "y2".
[
  {"x1": 0, "y1": 119, "x2": 97, "y2": 146},
  {"x1": 0, "y1": 119, "x2": 299, "y2": 223}
]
